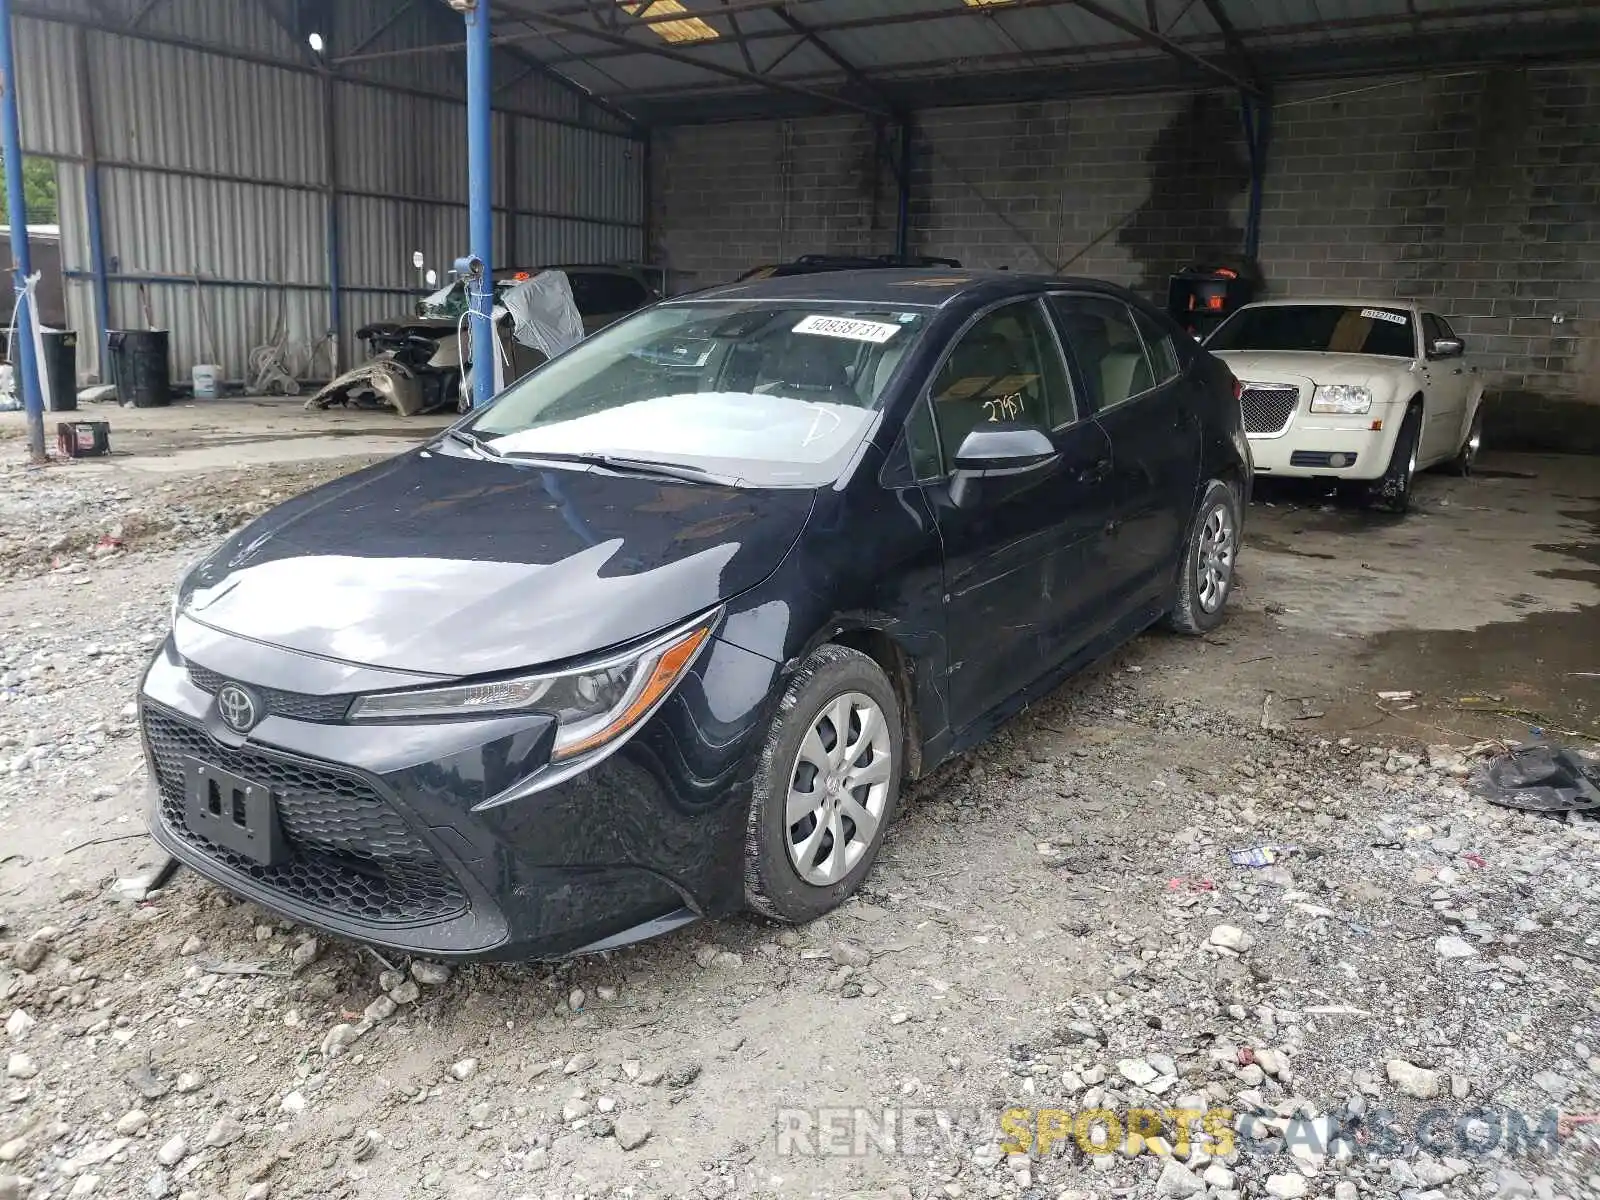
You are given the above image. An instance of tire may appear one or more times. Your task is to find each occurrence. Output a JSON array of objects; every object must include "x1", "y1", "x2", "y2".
[
  {"x1": 1443, "y1": 405, "x2": 1484, "y2": 477},
  {"x1": 744, "y1": 645, "x2": 903, "y2": 923},
  {"x1": 1364, "y1": 404, "x2": 1422, "y2": 513},
  {"x1": 1165, "y1": 478, "x2": 1241, "y2": 636}
]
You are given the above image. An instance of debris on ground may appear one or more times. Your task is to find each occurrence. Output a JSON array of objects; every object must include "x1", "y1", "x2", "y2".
[
  {"x1": 1470, "y1": 742, "x2": 1600, "y2": 815},
  {"x1": 0, "y1": 451, "x2": 1597, "y2": 1199}
]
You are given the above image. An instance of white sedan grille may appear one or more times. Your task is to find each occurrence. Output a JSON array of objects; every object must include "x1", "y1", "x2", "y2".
[{"x1": 1240, "y1": 384, "x2": 1300, "y2": 436}]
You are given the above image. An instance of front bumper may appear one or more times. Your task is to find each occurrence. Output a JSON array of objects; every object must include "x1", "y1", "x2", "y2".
[
  {"x1": 1248, "y1": 416, "x2": 1398, "y2": 480},
  {"x1": 139, "y1": 622, "x2": 780, "y2": 961}
]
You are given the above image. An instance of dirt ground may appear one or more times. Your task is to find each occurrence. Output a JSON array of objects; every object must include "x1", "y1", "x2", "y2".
[{"x1": 0, "y1": 404, "x2": 1597, "y2": 1200}]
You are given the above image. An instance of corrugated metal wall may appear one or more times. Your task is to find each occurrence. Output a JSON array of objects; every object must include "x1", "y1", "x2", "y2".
[{"x1": 11, "y1": 3, "x2": 644, "y2": 387}]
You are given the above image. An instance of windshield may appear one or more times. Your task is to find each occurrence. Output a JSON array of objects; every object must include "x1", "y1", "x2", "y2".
[
  {"x1": 1207, "y1": 304, "x2": 1417, "y2": 358},
  {"x1": 462, "y1": 302, "x2": 929, "y2": 487}
]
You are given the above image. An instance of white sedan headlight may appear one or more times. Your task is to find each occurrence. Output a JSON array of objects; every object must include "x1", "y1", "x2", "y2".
[
  {"x1": 349, "y1": 611, "x2": 718, "y2": 762},
  {"x1": 1310, "y1": 384, "x2": 1373, "y2": 414}
]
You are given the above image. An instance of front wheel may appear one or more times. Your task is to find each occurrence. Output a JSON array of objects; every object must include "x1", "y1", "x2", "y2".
[
  {"x1": 1165, "y1": 478, "x2": 1241, "y2": 636},
  {"x1": 744, "y1": 645, "x2": 903, "y2": 923},
  {"x1": 1443, "y1": 406, "x2": 1484, "y2": 476},
  {"x1": 1364, "y1": 406, "x2": 1421, "y2": 513}
]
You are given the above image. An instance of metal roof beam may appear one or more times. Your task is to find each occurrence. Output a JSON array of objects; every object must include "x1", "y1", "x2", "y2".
[
  {"x1": 1197, "y1": 0, "x2": 1260, "y2": 86},
  {"x1": 772, "y1": 6, "x2": 900, "y2": 115},
  {"x1": 344, "y1": 0, "x2": 420, "y2": 58},
  {"x1": 501, "y1": 42, "x2": 645, "y2": 130},
  {"x1": 1066, "y1": 0, "x2": 1257, "y2": 93},
  {"x1": 493, "y1": 0, "x2": 892, "y2": 118},
  {"x1": 529, "y1": 0, "x2": 1177, "y2": 69},
  {"x1": 333, "y1": 0, "x2": 831, "y2": 64},
  {"x1": 627, "y1": 13, "x2": 1600, "y2": 122},
  {"x1": 720, "y1": 1, "x2": 759, "y2": 74},
  {"x1": 128, "y1": 0, "x2": 168, "y2": 30}
]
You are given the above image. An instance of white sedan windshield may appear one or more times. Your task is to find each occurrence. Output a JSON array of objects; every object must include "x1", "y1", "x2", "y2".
[{"x1": 466, "y1": 302, "x2": 929, "y2": 486}]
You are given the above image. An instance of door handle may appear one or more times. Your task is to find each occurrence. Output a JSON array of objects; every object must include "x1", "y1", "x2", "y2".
[
  {"x1": 1078, "y1": 458, "x2": 1112, "y2": 484},
  {"x1": 1452, "y1": 367, "x2": 1464, "y2": 375}
]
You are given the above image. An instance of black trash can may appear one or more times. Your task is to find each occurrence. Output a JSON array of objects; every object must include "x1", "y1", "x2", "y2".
[
  {"x1": 40, "y1": 329, "x2": 78, "y2": 412},
  {"x1": 108, "y1": 329, "x2": 172, "y2": 408}
]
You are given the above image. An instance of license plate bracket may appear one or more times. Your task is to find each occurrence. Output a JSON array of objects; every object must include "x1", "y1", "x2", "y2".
[{"x1": 181, "y1": 756, "x2": 286, "y2": 866}]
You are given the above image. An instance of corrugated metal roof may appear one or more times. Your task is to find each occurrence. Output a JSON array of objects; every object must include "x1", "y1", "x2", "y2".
[{"x1": 491, "y1": 0, "x2": 1600, "y2": 121}]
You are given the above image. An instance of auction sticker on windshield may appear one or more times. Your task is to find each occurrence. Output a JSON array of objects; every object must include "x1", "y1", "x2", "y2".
[
  {"x1": 1359, "y1": 308, "x2": 1408, "y2": 325},
  {"x1": 793, "y1": 315, "x2": 902, "y2": 343}
]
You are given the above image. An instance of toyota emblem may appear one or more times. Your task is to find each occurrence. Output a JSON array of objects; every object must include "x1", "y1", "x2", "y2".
[{"x1": 216, "y1": 684, "x2": 261, "y2": 734}]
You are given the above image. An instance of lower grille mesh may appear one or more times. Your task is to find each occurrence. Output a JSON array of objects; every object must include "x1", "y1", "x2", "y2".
[{"x1": 144, "y1": 705, "x2": 466, "y2": 924}]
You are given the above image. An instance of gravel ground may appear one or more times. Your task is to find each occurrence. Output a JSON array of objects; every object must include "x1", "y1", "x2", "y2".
[{"x1": 1, "y1": 452, "x2": 1598, "y2": 1200}]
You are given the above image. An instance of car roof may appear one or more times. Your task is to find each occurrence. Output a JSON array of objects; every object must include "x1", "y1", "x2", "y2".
[
  {"x1": 1239, "y1": 298, "x2": 1421, "y2": 311},
  {"x1": 673, "y1": 268, "x2": 1133, "y2": 309}
]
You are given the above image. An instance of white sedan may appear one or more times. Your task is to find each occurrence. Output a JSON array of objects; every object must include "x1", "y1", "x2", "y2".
[{"x1": 1205, "y1": 299, "x2": 1484, "y2": 513}]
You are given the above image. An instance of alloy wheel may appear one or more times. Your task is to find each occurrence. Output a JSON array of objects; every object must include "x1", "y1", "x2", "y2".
[
  {"x1": 1197, "y1": 503, "x2": 1237, "y2": 614},
  {"x1": 785, "y1": 692, "x2": 892, "y2": 886}
]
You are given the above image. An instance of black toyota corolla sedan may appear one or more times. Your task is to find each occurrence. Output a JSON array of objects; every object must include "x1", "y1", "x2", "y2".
[{"x1": 141, "y1": 270, "x2": 1250, "y2": 960}]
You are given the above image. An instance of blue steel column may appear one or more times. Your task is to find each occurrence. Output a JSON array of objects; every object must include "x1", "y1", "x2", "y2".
[
  {"x1": 323, "y1": 71, "x2": 343, "y2": 377},
  {"x1": 465, "y1": 0, "x2": 494, "y2": 409},
  {"x1": 895, "y1": 119, "x2": 912, "y2": 261},
  {"x1": 72, "y1": 24, "x2": 111, "y2": 373},
  {"x1": 1240, "y1": 93, "x2": 1270, "y2": 263},
  {"x1": 0, "y1": 0, "x2": 43, "y2": 460}
]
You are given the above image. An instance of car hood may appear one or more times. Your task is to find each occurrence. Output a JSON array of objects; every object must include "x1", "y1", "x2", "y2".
[
  {"x1": 1212, "y1": 350, "x2": 1415, "y2": 389},
  {"x1": 180, "y1": 449, "x2": 814, "y2": 677}
]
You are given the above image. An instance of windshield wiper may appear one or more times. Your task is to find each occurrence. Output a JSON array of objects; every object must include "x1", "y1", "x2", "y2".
[
  {"x1": 443, "y1": 428, "x2": 500, "y2": 458},
  {"x1": 496, "y1": 450, "x2": 735, "y2": 485}
]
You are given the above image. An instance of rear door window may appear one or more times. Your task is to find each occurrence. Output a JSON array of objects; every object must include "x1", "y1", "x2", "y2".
[
  {"x1": 1132, "y1": 308, "x2": 1182, "y2": 386},
  {"x1": 1047, "y1": 295, "x2": 1156, "y2": 413}
]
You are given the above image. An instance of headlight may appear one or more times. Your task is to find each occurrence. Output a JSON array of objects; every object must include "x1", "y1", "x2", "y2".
[
  {"x1": 348, "y1": 612, "x2": 717, "y2": 762},
  {"x1": 170, "y1": 554, "x2": 209, "y2": 630},
  {"x1": 1310, "y1": 384, "x2": 1373, "y2": 414}
]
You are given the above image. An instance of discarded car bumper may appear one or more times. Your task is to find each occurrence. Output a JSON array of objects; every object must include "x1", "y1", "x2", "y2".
[{"x1": 138, "y1": 627, "x2": 777, "y2": 961}]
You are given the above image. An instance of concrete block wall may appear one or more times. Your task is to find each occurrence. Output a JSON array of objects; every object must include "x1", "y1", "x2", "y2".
[
  {"x1": 649, "y1": 115, "x2": 898, "y2": 285},
  {"x1": 650, "y1": 66, "x2": 1600, "y2": 450},
  {"x1": 1261, "y1": 67, "x2": 1600, "y2": 451}
]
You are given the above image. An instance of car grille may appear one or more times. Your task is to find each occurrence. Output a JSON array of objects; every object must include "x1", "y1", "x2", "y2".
[
  {"x1": 1240, "y1": 384, "x2": 1300, "y2": 435},
  {"x1": 186, "y1": 662, "x2": 353, "y2": 723},
  {"x1": 144, "y1": 705, "x2": 467, "y2": 924}
]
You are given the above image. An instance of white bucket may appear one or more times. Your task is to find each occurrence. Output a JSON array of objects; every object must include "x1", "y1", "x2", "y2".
[{"x1": 192, "y1": 363, "x2": 222, "y2": 400}]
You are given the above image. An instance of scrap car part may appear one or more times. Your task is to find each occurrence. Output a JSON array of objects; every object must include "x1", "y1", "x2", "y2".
[{"x1": 1469, "y1": 744, "x2": 1600, "y2": 815}]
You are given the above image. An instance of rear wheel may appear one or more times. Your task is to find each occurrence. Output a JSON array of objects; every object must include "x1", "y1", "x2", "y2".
[
  {"x1": 744, "y1": 646, "x2": 902, "y2": 923},
  {"x1": 1443, "y1": 405, "x2": 1484, "y2": 476},
  {"x1": 1165, "y1": 478, "x2": 1241, "y2": 636},
  {"x1": 1364, "y1": 405, "x2": 1422, "y2": 514}
]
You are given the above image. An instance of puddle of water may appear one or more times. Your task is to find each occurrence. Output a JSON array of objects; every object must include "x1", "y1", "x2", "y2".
[
  {"x1": 1349, "y1": 605, "x2": 1600, "y2": 741},
  {"x1": 1327, "y1": 502, "x2": 1600, "y2": 743}
]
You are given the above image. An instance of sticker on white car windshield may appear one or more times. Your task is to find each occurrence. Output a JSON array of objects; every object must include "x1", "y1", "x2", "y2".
[
  {"x1": 793, "y1": 315, "x2": 901, "y2": 343},
  {"x1": 1359, "y1": 308, "x2": 1408, "y2": 325}
]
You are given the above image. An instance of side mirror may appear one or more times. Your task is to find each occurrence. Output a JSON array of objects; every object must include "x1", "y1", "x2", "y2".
[
  {"x1": 949, "y1": 422, "x2": 1059, "y2": 508},
  {"x1": 1429, "y1": 337, "x2": 1464, "y2": 359}
]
